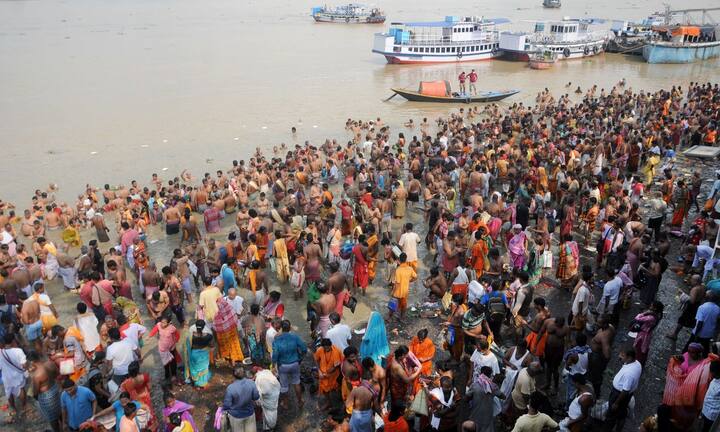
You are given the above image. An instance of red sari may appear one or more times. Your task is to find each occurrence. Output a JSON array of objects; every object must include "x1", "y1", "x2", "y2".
[{"x1": 120, "y1": 373, "x2": 157, "y2": 431}]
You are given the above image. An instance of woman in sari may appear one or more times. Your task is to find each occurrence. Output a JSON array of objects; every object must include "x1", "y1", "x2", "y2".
[
  {"x1": 272, "y1": 232, "x2": 290, "y2": 282},
  {"x1": 120, "y1": 361, "x2": 157, "y2": 431},
  {"x1": 203, "y1": 205, "x2": 221, "y2": 234},
  {"x1": 556, "y1": 234, "x2": 579, "y2": 289},
  {"x1": 662, "y1": 345, "x2": 719, "y2": 428},
  {"x1": 632, "y1": 301, "x2": 663, "y2": 365},
  {"x1": 643, "y1": 149, "x2": 661, "y2": 186},
  {"x1": 162, "y1": 392, "x2": 198, "y2": 432},
  {"x1": 213, "y1": 297, "x2": 244, "y2": 364},
  {"x1": 507, "y1": 224, "x2": 528, "y2": 270},
  {"x1": 360, "y1": 311, "x2": 389, "y2": 366},
  {"x1": 183, "y1": 320, "x2": 213, "y2": 388}
]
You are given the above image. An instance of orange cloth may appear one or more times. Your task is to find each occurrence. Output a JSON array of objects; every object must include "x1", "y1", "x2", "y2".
[
  {"x1": 526, "y1": 331, "x2": 548, "y2": 358},
  {"x1": 470, "y1": 238, "x2": 489, "y2": 276},
  {"x1": 382, "y1": 415, "x2": 410, "y2": 432},
  {"x1": 314, "y1": 346, "x2": 343, "y2": 394}
]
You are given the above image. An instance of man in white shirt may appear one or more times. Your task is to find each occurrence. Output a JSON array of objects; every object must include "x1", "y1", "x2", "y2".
[
  {"x1": 326, "y1": 313, "x2": 351, "y2": 351},
  {"x1": 398, "y1": 223, "x2": 421, "y2": 268},
  {"x1": 0, "y1": 334, "x2": 27, "y2": 416},
  {"x1": 265, "y1": 318, "x2": 281, "y2": 356},
  {"x1": 469, "y1": 339, "x2": 500, "y2": 384},
  {"x1": 75, "y1": 302, "x2": 101, "y2": 353},
  {"x1": 105, "y1": 327, "x2": 138, "y2": 385},
  {"x1": 225, "y1": 288, "x2": 245, "y2": 331},
  {"x1": 467, "y1": 279, "x2": 485, "y2": 306},
  {"x1": 598, "y1": 272, "x2": 622, "y2": 324},
  {"x1": 701, "y1": 361, "x2": 720, "y2": 432},
  {"x1": 606, "y1": 347, "x2": 642, "y2": 432}
]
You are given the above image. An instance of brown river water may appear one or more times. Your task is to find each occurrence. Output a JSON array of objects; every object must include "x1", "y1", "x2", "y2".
[{"x1": 1, "y1": 0, "x2": 718, "y2": 204}]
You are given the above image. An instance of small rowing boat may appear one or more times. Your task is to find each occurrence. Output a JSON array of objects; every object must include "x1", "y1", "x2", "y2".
[
  {"x1": 389, "y1": 81, "x2": 519, "y2": 103},
  {"x1": 529, "y1": 50, "x2": 558, "y2": 69}
]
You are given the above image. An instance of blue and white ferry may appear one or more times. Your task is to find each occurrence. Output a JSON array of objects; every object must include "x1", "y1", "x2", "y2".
[
  {"x1": 312, "y1": 4, "x2": 385, "y2": 24},
  {"x1": 372, "y1": 16, "x2": 508, "y2": 64},
  {"x1": 499, "y1": 18, "x2": 609, "y2": 61}
]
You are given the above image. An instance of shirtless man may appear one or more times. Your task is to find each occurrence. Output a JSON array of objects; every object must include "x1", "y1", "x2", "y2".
[
  {"x1": 0, "y1": 270, "x2": 20, "y2": 305},
  {"x1": 345, "y1": 370, "x2": 380, "y2": 432},
  {"x1": 522, "y1": 298, "x2": 550, "y2": 358},
  {"x1": 28, "y1": 351, "x2": 61, "y2": 431},
  {"x1": 588, "y1": 316, "x2": 616, "y2": 396},
  {"x1": 388, "y1": 346, "x2": 422, "y2": 406},
  {"x1": 241, "y1": 304, "x2": 266, "y2": 360},
  {"x1": 423, "y1": 267, "x2": 448, "y2": 300},
  {"x1": 303, "y1": 233, "x2": 323, "y2": 287},
  {"x1": 256, "y1": 193, "x2": 271, "y2": 217},
  {"x1": 669, "y1": 274, "x2": 705, "y2": 340},
  {"x1": 361, "y1": 357, "x2": 387, "y2": 407},
  {"x1": 45, "y1": 207, "x2": 61, "y2": 230},
  {"x1": 327, "y1": 261, "x2": 351, "y2": 318},
  {"x1": 164, "y1": 205, "x2": 181, "y2": 236},
  {"x1": 312, "y1": 283, "x2": 336, "y2": 338},
  {"x1": 539, "y1": 316, "x2": 570, "y2": 394},
  {"x1": 21, "y1": 293, "x2": 43, "y2": 352}
]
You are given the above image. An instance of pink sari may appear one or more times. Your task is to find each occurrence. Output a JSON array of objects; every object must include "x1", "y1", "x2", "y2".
[{"x1": 508, "y1": 232, "x2": 527, "y2": 269}]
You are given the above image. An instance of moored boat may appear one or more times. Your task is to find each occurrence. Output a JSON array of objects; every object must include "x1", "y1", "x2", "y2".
[
  {"x1": 543, "y1": 0, "x2": 561, "y2": 9},
  {"x1": 529, "y1": 50, "x2": 557, "y2": 69},
  {"x1": 311, "y1": 4, "x2": 385, "y2": 24},
  {"x1": 499, "y1": 18, "x2": 609, "y2": 61},
  {"x1": 372, "y1": 16, "x2": 509, "y2": 64},
  {"x1": 390, "y1": 81, "x2": 519, "y2": 103},
  {"x1": 643, "y1": 25, "x2": 720, "y2": 63}
]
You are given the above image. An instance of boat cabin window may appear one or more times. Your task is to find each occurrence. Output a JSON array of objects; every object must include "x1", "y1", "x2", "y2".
[{"x1": 535, "y1": 23, "x2": 545, "y2": 32}]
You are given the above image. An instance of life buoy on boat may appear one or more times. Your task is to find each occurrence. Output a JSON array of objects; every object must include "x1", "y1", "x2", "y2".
[
  {"x1": 457, "y1": 50, "x2": 463, "y2": 59},
  {"x1": 583, "y1": 46, "x2": 590, "y2": 55},
  {"x1": 345, "y1": 17, "x2": 350, "y2": 23},
  {"x1": 563, "y1": 47, "x2": 570, "y2": 58},
  {"x1": 491, "y1": 46, "x2": 499, "y2": 55},
  {"x1": 592, "y1": 45, "x2": 599, "y2": 54}
]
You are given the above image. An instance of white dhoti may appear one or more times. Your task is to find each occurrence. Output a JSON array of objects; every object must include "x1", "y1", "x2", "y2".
[
  {"x1": 44, "y1": 255, "x2": 59, "y2": 280},
  {"x1": 255, "y1": 369, "x2": 280, "y2": 430},
  {"x1": 58, "y1": 266, "x2": 78, "y2": 289}
]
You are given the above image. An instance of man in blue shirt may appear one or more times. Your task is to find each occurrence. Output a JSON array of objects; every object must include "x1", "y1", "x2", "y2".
[
  {"x1": 60, "y1": 378, "x2": 96, "y2": 431},
  {"x1": 687, "y1": 292, "x2": 720, "y2": 356},
  {"x1": 272, "y1": 320, "x2": 308, "y2": 408},
  {"x1": 223, "y1": 366, "x2": 260, "y2": 431}
]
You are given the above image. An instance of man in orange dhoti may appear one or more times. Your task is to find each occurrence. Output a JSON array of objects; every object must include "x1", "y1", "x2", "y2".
[
  {"x1": 314, "y1": 338, "x2": 343, "y2": 411},
  {"x1": 409, "y1": 329, "x2": 435, "y2": 393},
  {"x1": 366, "y1": 231, "x2": 379, "y2": 283}
]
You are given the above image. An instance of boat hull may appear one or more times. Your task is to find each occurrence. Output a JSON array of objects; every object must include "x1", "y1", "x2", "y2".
[
  {"x1": 642, "y1": 41, "x2": 720, "y2": 63},
  {"x1": 529, "y1": 60, "x2": 555, "y2": 69},
  {"x1": 391, "y1": 88, "x2": 519, "y2": 103},
  {"x1": 376, "y1": 50, "x2": 501, "y2": 64},
  {"x1": 312, "y1": 13, "x2": 385, "y2": 24},
  {"x1": 501, "y1": 43, "x2": 604, "y2": 61}
]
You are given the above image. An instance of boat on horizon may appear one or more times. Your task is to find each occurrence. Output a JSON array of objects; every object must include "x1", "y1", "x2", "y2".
[
  {"x1": 543, "y1": 0, "x2": 561, "y2": 9},
  {"x1": 390, "y1": 81, "x2": 519, "y2": 103},
  {"x1": 499, "y1": 18, "x2": 609, "y2": 61},
  {"x1": 311, "y1": 4, "x2": 385, "y2": 24},
  {"x1": 372, "y1": 16, "x2": 509, "y2": 64}
]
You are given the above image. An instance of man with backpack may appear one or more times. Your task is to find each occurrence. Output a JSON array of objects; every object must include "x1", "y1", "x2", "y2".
[{"x1": 481, "y1": 280, "x2": 509, "y2": 345}]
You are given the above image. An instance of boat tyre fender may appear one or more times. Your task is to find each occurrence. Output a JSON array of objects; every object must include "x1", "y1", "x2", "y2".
[
  {"x1": 563, "y1": 47, "x2": 570, "y2": 58},
  {"x1": 345, "y1": 17, "x2": 350, "y2": 23},
  {"x1": 583, "y1": 46, "x2": 590, "y2": 55},
  {"x1": 457, "y1": 50, "x2": 463, "y2": 59},
  {"x1": 634, "y1": 27, "x2": 639, "y2": 35},
  {"x1": 593, "y1": 45, "x2": 599, "y2": 54},
  {"x1": 492, "y1": 46, "x2": 499, "y2": 55}
]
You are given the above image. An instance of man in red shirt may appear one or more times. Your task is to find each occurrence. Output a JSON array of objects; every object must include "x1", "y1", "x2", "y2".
[
  {"x1": 468, "y1": 69, "x2": 478, "y2": 95},
  {"x1": 458, "y1": 71, "x2": 467, "y2": 94}
]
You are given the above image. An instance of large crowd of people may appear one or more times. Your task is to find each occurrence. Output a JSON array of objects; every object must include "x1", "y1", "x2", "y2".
[{"x1": 0, "y1": 81, "x2": 719, "y2": 432}]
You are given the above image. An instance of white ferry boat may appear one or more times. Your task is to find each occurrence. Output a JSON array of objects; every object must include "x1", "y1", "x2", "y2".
[
  {"x1": 372, "y1": 16, "x2": 509, "y2": 64},
  {"x1": 499, "y1": 18, "x2": 609, "y2": 61},
  {"x1": 311, "y1": 4, "x2": 385, "y2": 24}
]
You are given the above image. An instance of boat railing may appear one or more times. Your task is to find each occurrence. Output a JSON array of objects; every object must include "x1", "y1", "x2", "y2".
[
  {"x1": 525, "y1": 31, "x2": 608, "y2": 44},
  {"x1": 398, "y1": 36, "x2": 497, "y2": 46}
]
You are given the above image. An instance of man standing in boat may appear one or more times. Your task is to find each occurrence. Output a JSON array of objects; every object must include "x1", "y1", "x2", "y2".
[
  {"x1": 458, "y1": 71, "x2": 467, "y2": 94},
  {"x1": 468, "y1": 69, "x2": 478, "y2": 95}
]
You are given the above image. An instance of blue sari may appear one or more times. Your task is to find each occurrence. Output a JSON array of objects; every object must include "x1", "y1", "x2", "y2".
[
  {"x1": 360, "y1": 311, "x2": 389, "y2": 366},
  {"x1": 184, "y1": 334, "x2": 211, "y2": 387}
]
